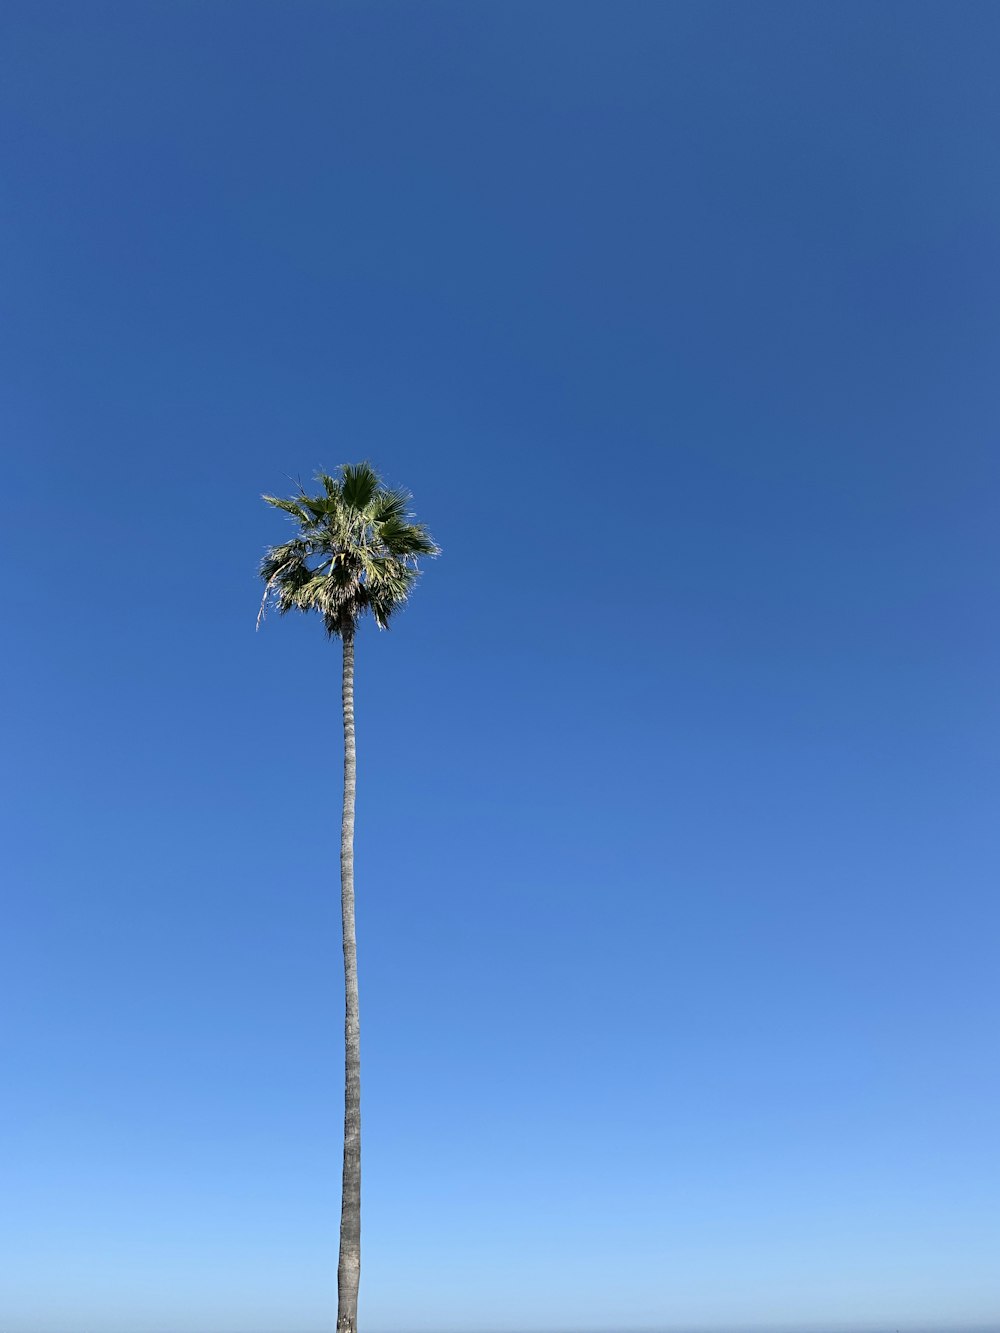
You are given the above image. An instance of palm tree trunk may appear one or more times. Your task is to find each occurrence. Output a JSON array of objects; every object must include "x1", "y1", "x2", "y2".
[{"x1": 337, "y1": 630, "x2": 361, "y2": 1333}]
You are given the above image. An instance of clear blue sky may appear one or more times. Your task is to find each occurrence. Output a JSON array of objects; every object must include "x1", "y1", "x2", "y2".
[{"x1": 1, "y1": 3, "x2": 998, "y2": 1331}]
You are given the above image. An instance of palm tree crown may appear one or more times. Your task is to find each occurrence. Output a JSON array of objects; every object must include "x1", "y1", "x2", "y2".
[{"x1": 258, "y1": 462, "x2": 439, "y2": 638}]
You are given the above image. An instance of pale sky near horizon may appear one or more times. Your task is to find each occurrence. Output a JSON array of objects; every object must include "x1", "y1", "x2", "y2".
[{"x1": 1, "y1": 2, "x2": 999, "y2": 1331}]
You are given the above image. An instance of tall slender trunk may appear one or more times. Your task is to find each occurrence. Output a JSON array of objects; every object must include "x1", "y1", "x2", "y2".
[{"x1": 337, "y1": 630, "x2": 361, "y2": 1333}]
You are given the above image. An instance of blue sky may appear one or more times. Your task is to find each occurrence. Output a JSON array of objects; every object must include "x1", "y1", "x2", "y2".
[{"x1": 1, "y1": 3, "x2": 999, "y2": 1331}]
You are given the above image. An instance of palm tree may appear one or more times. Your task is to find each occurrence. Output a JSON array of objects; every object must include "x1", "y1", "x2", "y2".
[{"x1": 258, "y1": 463, "x2": 438, "y2": 1333}]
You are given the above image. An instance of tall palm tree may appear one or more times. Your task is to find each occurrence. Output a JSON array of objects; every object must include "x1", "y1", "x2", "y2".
[{"x1": 258, "y1": 463, "x2": 438, "y2": 1333}]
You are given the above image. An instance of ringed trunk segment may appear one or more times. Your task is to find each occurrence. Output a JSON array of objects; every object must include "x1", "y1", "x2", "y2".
[{"x1": 338, "y1": 631, "x2": 362, "y2": 1332}]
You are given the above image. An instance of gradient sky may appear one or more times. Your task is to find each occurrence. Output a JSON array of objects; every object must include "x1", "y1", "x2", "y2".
[{"x1": 1, "y1": 3, "x2": 999, "y2": 1331}]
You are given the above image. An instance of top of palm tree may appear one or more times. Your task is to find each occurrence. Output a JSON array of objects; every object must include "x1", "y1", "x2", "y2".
[{"x1": 258, "y1": 462, "x2": 439, "y2": 639}]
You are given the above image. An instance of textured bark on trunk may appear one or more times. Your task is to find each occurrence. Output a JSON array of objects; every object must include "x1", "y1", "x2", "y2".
[{"x1": 337, "y1": 631, "x2": 361, "y2": 1333}]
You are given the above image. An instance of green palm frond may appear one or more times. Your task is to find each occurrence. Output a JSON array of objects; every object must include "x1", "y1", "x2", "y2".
[
  {"x1": 257, "y1": 462, "x2": 438, "y2": 639},
  {"x1": 263, "y1": 496, "x2": 313, "y2": 526},
  {"x1": 377, "y1": 516, "x2": 438, "y2": 556},
  {"x1": 340, "y1": 461, "x2": 380, "y2": 513},
  {"x1": 370, "y1": 487, "x2": 408, "y2": 524}
]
